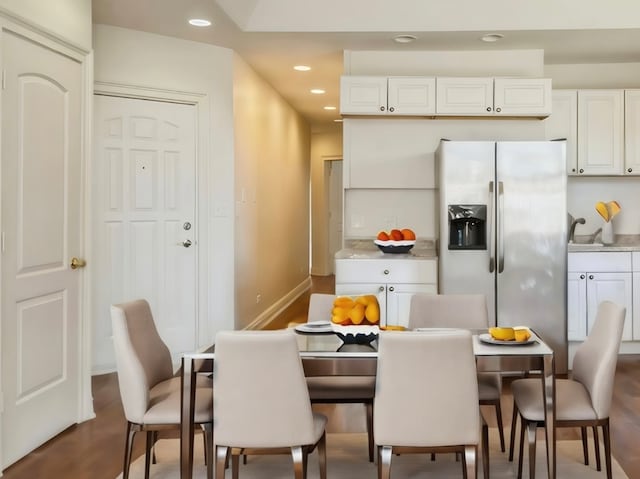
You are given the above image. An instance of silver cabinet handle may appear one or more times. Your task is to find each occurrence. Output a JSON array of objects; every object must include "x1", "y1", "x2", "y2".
[
  {"x1": 388, "y1": 286, "x2": 394, "y2": 292},
  {"x1": 389, "y1": 107, "x2": 395, "y2": 112},
  {"x1": 580, "y1": 274, "x2": 585, "y2": 279},
  {"x1": 486, "y1": 107, "x2": 492, "y2": 112},
  {"x1": 383, "y1": 269, "x2": 389, "y2": 275},
  {"x1": 179, "y1": 239, "x2": 192, "y2": 248},
  {"x1": 380, "y1": 106, "x2": 386, "y2": 112},
  {"x1": 496, "y1": 107, "x2": 502, "y2": 113},
  {"x1": 628, "y1": 168, "x2": 633, "y2": 173},
  {"x1": 588, "y1": 274, "x2": 594, "y2": 280},
  {"x1": 379, "y1": 286, "x2": 385, "y2": 292}
]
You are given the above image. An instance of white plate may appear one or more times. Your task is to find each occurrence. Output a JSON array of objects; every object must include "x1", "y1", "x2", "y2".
[
  {"x1": 478, "y1": 333, "x2": 536, "y2": 346},
  {"x1": 294, "y1": 323, "x2": 334, "y2": 334}
]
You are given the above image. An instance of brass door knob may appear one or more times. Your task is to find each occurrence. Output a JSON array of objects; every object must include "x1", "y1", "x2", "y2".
[{"x1": 70, "y1": 257, "x2": 86, "y2": 269}]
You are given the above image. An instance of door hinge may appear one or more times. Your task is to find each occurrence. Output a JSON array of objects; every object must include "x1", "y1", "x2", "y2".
[
  {"x1": 1, "y1": 231, "x2": 5, "y2": 253},
  {"x1": 0, "y1": 391, "x2": 3, "y2": 413},
  {"x1": 1, "y1": 69, "x2": 5, "y2": 90}
]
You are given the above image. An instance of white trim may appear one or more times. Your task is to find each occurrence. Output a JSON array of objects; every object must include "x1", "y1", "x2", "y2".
[{"x1": 246, "y1": 278, "x2": 312, "y2": 330}]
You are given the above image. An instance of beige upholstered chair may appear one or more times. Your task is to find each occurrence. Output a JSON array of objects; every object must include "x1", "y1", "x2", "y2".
[
  {"x1": 110, "y1": 299, "x2": 214, "y2": 479},
  {"x1": 304, "y1": 293, "x2": 376, "y2": 462},
  {"x1": 374, "y1": 329, "x2": 483, "y2": 479},
  {"x1": 214, "y1": 329, "x2": 328, "y2": 479},
  {"x1": 408, "y1": 293, "x2": 506, "y2": 452},
  {"x1": 509, "y1": 300, "x2": 626, "y2": 479}
]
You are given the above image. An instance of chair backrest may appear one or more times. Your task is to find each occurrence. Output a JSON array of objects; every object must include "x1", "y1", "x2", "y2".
[
  {"x1": 571, "y1": 300, "x2": 626, "y2": 418},
  {"x1": 308, "y1": 293, "x2": 336, "y2": 322},
  {"x1": 408, "y1": 293, "x2": 489, "y2": 330},
  {"x1": 214, "y1": 329, "x2": 317, "y2": 448},
  {"x1": 374, "y1": 329, "x2": 480, "y2": 447},
  {"x1": 110, "y1": 299, "x2": 174, "y2": 422}
]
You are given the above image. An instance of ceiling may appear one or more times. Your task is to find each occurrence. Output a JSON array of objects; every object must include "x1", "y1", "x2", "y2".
[{"x1": 92, "y1": 0, "x2": 640, "y2": 133}]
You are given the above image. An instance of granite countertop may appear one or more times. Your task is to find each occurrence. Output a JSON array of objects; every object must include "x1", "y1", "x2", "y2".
[
  {"x1": 568, "y1": 234, "x2": 640, "y2": 252},
  {"x1": 336, "y1": 238, "x2": 438, "y2": 259}
]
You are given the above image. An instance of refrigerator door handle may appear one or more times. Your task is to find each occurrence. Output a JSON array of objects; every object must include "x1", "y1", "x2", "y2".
[
  {"x1": 498, "y1": 181, "x2": 505, "y2": 273},
  {"x1": 488, "y1": 181, "x2": 495, "y2": 273}
]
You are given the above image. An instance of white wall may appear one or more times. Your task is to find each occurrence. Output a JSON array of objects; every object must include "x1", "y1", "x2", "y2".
[
  {"x1": 93, "y1": 25, "x2": 236, "y2": 344},
  {"x1": 0, "y1": 0, "x2": 91, "y2": 51},
  {"x1": 233, "y1": 54, "x2": 311, "y2": 329}
]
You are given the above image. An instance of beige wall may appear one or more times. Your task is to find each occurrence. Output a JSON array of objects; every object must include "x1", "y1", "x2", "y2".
[
  {"x1": 233, "y1": 54, "x2": 311, "y2": 329},
  {"x1": 0, "y1": 0, "x2": 92, "y2": 51},
  {"x1": 93, "y1": 25, "x2": 236, "y2": 344},
  {"x1": 310, "y1": 131, "x2": 343, "y2": 276}
]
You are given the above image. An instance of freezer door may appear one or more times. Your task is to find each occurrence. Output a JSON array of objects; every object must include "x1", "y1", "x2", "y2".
[
  {"x1": 496, "y1": 141, "x2": 567, "y2": 371},
  {"x1": 437, "y1": 141, "x2": 496, "y2": 321}
]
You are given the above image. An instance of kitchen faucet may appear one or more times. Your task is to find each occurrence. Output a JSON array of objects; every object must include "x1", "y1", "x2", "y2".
[{"x1": 568, "y1": 217, "x2": 586, "y2": 243}]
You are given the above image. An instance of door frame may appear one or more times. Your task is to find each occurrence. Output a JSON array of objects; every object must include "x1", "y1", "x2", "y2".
[{"x1": 91, "y1": 81, "x2": 210, "y2": 361}]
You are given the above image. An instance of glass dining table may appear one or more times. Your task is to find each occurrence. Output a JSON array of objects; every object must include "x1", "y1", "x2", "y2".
[{"x1": 179, "y1": 328, "x2": 556, "y2": 479}]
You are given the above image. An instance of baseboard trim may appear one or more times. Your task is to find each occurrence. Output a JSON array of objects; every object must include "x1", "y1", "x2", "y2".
[{"x1": 245, "y1": 277, "x2": 312, "y2": 330}]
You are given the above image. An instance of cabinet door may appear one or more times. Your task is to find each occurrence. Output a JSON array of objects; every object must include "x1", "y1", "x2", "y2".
[
  {"x1": 546, "y1": 90, "x2": 578, "y2": 175},
  {"x1": 586, "y1": 272, "x2": 633, "y2": 341},
  {"x1": 493, "y1": 78, "x2": 552, "y2": 116},
  {"x1": 386, "y1": 284, "x2": 437, "y2": 327},
  {"x1": 387, "y1": 77, "x2": 435, "y2": 115},
  {"x1": 567, "y1": 272, "x2": 587, "y2": 340},
  {"x1": 435, "y1": 77, "x2": 494, "y2": 115},
  {"x1": 577, "y1": 90, "x2": 624, "y2": 175},
  {"x1": 340, "y1": 76, "x2": 388, "y2": 115},
  {"x1": 334, "y1": 283, "x2": 387, "y2": 324},
  {"x1": 624, "y1": 89, "x2": 640, "y2": 176}
]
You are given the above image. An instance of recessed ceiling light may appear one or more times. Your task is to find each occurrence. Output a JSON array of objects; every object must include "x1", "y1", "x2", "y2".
[
  {"x1": 294, "y1": 65, "x2": 311, "y2": 71},
  {"x1": 480, "y1": 33, "x2": 504, "y2": 43},
  {"x1": 393, "y1": 34, "x2": 417, "y2": 44},
  {"x1": 188, "y1": 18, "x2": 212, "y2": 27},
  {"x1": 310, "y1": 89, "x2": 326, "y2": 95},
  {"x1": 323, "y1": 106, "x2": 337, "y2": 110}
]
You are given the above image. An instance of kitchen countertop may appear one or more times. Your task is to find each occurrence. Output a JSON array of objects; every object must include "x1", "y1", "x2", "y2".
[
  {"x1": 568, "y1": 234, "x2": 640, "y2": 252},
  {"x1": 336, "y1": 238, "x2": 438, "y2": 259}
]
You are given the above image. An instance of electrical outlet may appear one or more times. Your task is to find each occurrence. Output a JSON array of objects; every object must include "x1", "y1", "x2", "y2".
[{"x1": 256, "y1": 294, "x2": 261, "y2": 304}]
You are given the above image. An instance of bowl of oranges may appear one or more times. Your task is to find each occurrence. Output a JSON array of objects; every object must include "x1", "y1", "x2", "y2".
[{"x1": 374, "y1": 228, "x2": 416, "y2": 254}]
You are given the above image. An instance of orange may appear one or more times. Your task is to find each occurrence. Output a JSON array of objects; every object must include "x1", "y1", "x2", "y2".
[
  {"x1": 401, "y1": 228, "x2": 416, "y2": 240},
  {"x1": 377, "y1": 231, "x2": 390, "y2": 241},
  {"x1": 390, "y1": 229, "x2": 403, "y2": 241}
]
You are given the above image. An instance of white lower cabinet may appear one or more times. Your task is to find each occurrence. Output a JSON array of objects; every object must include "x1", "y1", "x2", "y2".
[
  {"x1": 335, "y1": 258, "x2": 438, "y2": 327},
  {"x1": 568, "y1": 252, "x2": 633, "y2": 341},
  {"x1": 633, "y1": 252, "x2": 640, "y2": 340}
]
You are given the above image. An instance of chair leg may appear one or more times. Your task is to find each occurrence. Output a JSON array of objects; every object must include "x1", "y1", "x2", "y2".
[
  {"x1": 517, "y1": 416, "x2": 526, "y2": 479},
  {"x1": 593, "y1": 425, "x2": 601, "y2": 471},
  {"x1": 603, "y1": 421, "x2": 613, "y2": 479},
  {"x1": 482, "y1": 422, "x2": 490, "y2": 479},
  {"x1": 122, "y1": 422, "x2": 136, "y2": 479},
  {"x1": 366, "y1": 402, "x2": 374, "y2": 462},
  {"x1": 232, "y1": 453, "x2": 240, "y2": 479},
  {"x1": 144, "y1": 431, "x2": 153, "y2": 479},
  {"x1": 202, "y1": 423, "x2": 213, "y2": 479},
  {"x1": 216, "y1": 446, "x2": 229, "y2": 479},
  {"x1": 317, "y1": 432, "x2": 327, "y2": 479},
  {"x1": 495, "y1": 400, "x2": 506, "y2": 453},
  {"x1": 509, "y1": 401, "x2": 519, "y2": 462},
  {"x1": 527, "y1": 421, "x2": 537, "y2": 479},
  {"x1": 151, "y1": 431, "x2": 158, "y2": 464},
  {"x1": 291, "y1": 446, "x2": 305, "y2": 479},
  {"x1": 581, "y1": 426, "x2": 589, "y2": 465},
  {"x1": 379, "y1": 445, "x2": 392, "y2": 479},
  {"x1": 463, "y1": 445, "x2": 477, "y2": 479}
]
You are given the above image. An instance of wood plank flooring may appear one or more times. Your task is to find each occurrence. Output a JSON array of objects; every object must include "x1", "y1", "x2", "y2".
[{"x1": 2, "y1": 275, "x2": 639, "y2": 479}]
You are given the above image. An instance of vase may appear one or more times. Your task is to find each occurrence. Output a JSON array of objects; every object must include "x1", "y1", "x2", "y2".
[{"x1": 601, "y1": 221, "x2": 614, "y2": 245}]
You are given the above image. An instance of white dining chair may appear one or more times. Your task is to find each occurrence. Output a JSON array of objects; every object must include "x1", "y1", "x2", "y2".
[
  {"x1": 110, "y1": 299, "x2": 213, "y2": 479},
  {"x1": 509, "y1": 300, "x2": 626, "y2": 479},
  {"x1": 374, "y1": 329, "x2": 485, "y2": 479},
  {"x1": 408, "y1": 293, "x2": 506, "y2": 452},
  {"x1": 214, "y1": 329, "x2": 327, "y2": 479}
]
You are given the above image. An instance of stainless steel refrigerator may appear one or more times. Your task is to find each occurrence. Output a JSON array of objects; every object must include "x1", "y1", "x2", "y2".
[{"x1": 437, "y1": 140, "x2": 568, "y2": 372}]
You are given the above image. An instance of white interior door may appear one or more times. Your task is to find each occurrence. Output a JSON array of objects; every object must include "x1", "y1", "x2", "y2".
[
  {"x1": 1, "y1": 31, "x2": 83, "y2": 467},
  {"x1": 328, "y1": 160, "x2": 343, "y2": 274},
  {"x1": 92, "y1": 95, "x2": 197, "y2": 372}
]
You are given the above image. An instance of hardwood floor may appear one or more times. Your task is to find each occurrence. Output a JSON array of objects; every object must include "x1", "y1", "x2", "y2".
[{"x1": 2, "y1": 275, "x2": 639, "y2": 479}]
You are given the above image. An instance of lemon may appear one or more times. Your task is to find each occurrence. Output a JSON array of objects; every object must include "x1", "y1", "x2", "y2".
[{"x1": 489, "y1": 327, "x2": 515, "y2": 341}]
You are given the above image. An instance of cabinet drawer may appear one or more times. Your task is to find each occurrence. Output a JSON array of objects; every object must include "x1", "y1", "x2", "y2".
[
  {"x1": 568, "y1": 252, "x2": 631, "y2": 272},
  {"x1": 335, "y1": 258, "x2": 437, "y2": 283}
]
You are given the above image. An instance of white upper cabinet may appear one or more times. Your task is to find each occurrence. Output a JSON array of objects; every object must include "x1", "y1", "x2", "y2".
[
  {"x1": 340, "y1": 76, "x2": 435, "y2": 116},
  {"x1": 436, "y1": 77, "x2": 551, "y2": 117},
  {"x1": 545, "y1": 90, "x2": 578, "y2": 175},
  {"x1": 624, "y1": 89, "x2": 640, "y2": 176},
  {"x1": 577, "y1": 90, "x2": 624, "y2": 175}
]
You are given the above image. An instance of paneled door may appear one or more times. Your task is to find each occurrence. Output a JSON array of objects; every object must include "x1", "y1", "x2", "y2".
[
  {"x1": 1, "y1": 32, "x2": 83, "y2": 466},
  {"x1": 92, "y1": 95, "x2": 197, "y2": 372}
]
